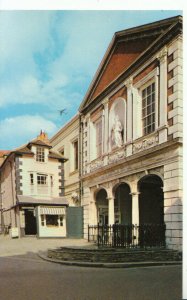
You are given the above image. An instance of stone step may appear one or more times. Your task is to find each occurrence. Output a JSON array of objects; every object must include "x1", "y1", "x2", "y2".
[{"x1": 48, "y1": 247, "x2": 182, "y2": 263}]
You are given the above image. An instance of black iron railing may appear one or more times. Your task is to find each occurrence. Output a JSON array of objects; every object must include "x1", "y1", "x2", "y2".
[{"x1": 88, "y1": 223, "x2": 166, "y2": 248}]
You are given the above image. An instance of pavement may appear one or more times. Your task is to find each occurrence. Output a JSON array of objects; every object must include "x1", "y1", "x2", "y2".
[
  {"x1": 0, "y1": 235, "x2": 89, "y2": 257},
  {"x1": 0, "y1": 235, "x2": 182, "y2": 269}
]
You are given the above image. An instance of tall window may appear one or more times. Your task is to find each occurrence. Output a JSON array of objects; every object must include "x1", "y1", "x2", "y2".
[
  {"x1": 73, "y1": 140, "x2": 78, "y2": 170},
  {"x1": 36, "y1": 147, "x2": 45, "y2": 162},
  {"x1": 95, "y1": 118, "x2": 102, "y2": 157},
  {"x1": 142, "y1": 82, "x2": 155, "y2": 135}
]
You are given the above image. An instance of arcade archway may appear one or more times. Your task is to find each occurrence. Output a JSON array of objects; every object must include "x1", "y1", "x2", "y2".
[
  {"x1": 138, "y1": 174, "x2": 164, "y2": 225},
  {"x1": 114, "y1": 183, "x2": 132, "y2": 225},
  {"x1": 96, "y1": 189, "x2": 108, "y2": 225}
]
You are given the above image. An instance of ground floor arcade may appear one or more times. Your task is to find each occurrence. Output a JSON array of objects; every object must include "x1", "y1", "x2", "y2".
[{"x1": 82, "y1": 144, "x2": 182, "y2": 251}]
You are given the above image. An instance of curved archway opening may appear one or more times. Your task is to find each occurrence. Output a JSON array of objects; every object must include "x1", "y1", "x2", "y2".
[
  {"x1": 114, "y1": 183, "x2": 132, "y2": 225},
  {"x1": 96, "y1": 189, "x2": 108, "y2": 225},
  {"x1": 138, "y1": 175, "x2": 164, "y2": 225}
]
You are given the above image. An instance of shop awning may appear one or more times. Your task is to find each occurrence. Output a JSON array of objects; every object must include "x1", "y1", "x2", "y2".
[{"x1": 39, "y1": 207, "x2": 66, "y2": 215}]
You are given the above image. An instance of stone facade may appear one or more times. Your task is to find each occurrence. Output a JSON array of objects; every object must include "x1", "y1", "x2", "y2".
[
  {"x1": 50, "y1": 114, "x2": 80, "y2": 207},
  {"x1": 79, "y1": 16, "x2": 183, "y2": 251}
]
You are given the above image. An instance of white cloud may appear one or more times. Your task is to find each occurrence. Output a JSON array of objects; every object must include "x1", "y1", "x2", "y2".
[{"x1": 0, "y1": 115, "x2": 58, "y2": 149}]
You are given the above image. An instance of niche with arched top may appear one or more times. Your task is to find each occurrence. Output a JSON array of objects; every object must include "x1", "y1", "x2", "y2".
[{"x1": 109, "y1": 98, "x2": 126, "y2": 151}]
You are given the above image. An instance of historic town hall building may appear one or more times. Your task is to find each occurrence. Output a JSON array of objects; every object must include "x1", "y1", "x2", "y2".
[{"x1": 79, "y1": 16, "x2": 182, "y2": 250}]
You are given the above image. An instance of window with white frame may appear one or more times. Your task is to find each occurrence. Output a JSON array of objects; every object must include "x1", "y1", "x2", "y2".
[
  {"x1": 142, "y1": 82, "x2": 155, "y2": 135},
  {"x1": 36, "y1": 147, "x2": 45, "y2": 162},
  {"x1": 95, "y1": 117, "x2": 102, "y2": 157},
  {"x1": 37, "y1": 174, "x2": 47, "y2": 185},
  {"x1": 41, "y1": 215, "x2": 64, "y2": 227}
]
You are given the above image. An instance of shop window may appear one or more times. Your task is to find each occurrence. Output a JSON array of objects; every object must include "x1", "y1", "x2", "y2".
[
  {"x1": 36, "y1": 147, "x2": 45, "y2": 162},
  {"x1": 46, "y1": 215, "x2": 58, "y2": 227},
  {"x1": 41, "y1": 215, "x2": 45, "y2": 226},
  {"x1": 37, "y1": 174, "x2": 47, "y2": 185},
  {"x1": 142, "y1": 82, "x2": 155, "y2": 135}
]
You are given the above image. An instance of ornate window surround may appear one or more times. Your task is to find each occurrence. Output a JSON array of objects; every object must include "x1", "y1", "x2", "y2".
[{"x1": 133, "y1": 67, "x2": 159, "y2": 138}]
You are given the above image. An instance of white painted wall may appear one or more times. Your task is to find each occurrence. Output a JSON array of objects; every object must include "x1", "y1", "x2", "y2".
[{"x1": 20, "y1": 146, "x2": 61, "y2": 199}]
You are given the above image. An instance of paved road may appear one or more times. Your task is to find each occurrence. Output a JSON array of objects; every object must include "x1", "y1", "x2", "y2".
[
  {"x1": 0, "y1": 236, "x2": 182, "y2": 300},
  {"x1": 0, "y1": 253, "x2": 182, "y2": 300}
]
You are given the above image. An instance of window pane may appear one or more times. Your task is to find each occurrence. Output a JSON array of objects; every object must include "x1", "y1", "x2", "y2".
[
  {"x1": 152, "y1": 82, "x2": 155, "y2": 92},
  {"x1": 142, "y1": 82, "x2": 156, "y2": 135},
  {"x1": 147, "y1": 85, "x2": 151, "y2": 95},
  {"x1": 142, "y1": 99, "x2": 146, "y2": 108},
  {"x1": 142, "y1": 89, "x2": 146, "y2": 98},
  {"x1": 46, "y1": 215, "x2": 58, "y2": 227},
  {"x1": 147, "y1": 95, "x2": 152, "y2": 105},
  {"x1": 142, "y1": 108, "x2": 146, "y2": 117}
]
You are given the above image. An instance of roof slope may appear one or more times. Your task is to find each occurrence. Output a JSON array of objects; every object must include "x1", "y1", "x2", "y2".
[{"x1": 79, "y1": 15, "x2": 182, "y2": 113}]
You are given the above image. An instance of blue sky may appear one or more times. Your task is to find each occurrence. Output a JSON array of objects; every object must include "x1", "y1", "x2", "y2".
[{"x1": 0, "y1": 10, "x2": 182, "y2": 149}]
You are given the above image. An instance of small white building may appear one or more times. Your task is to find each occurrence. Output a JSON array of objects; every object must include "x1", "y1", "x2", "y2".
[{"x1": 0, "y1": 131, "x2": 68, "y2": 238}]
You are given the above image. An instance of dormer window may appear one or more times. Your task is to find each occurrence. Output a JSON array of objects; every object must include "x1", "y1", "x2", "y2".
[{"x1": 36, "y1": 147, "x2": 45, "y2": 162}]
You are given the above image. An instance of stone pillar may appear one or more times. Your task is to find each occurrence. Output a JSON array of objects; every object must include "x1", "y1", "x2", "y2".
[
  {"x1": 157, "y1": 47, "x2": 168, "y2": 143},
  {"x1": 131, "y1": 192, "x2": 140, "y2": 226},
  {"x1": 130, "y1": 191, "x2": 140, "y2": 246},
  {"x1": 108, "y1": 197, "x2": 115, "y2": 225},
  {"x1": 89, "y1": 189, "x2": 98, "y2": 225}
]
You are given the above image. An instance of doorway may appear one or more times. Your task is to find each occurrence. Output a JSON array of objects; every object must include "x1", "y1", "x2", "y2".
[
  {"x1": 25, "y1": 209, "x2": 37, "y2": 235},
  {"x1": 138, "y1": 175, "x2": 164, "y2": 225}
]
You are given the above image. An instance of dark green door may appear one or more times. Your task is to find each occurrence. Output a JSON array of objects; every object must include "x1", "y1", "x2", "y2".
[{"x1": 66, "y1": 207, "x2": 83, "y2": 238}]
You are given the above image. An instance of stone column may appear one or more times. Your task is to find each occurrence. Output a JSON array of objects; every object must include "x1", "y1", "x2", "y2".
[
  {"x1": 89, "y1": 189, "x2": 98, "y2": 225},
  {"x1": 108, "y1": 197, "x2": 115, "y2": 225},
  {"x1": 131, "y1": 191, "x2": 140, "y2": 246},
  {"x1": 131, "y1": 192, "x2": 140, "y2": 226},
  {"x1": 157, "y1": 47, "x2": 168, "y2": 143}
]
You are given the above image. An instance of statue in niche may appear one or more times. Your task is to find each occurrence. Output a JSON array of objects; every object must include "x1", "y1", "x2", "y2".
[{"x1": 112, "y1": 115, "x2": 123, "y2": 147}]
